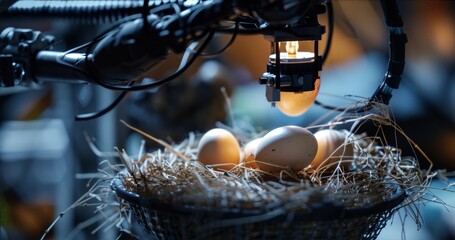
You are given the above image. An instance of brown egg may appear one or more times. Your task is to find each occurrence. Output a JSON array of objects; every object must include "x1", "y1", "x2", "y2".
[
  {"x1": 197, "y1": 128, "x2": 241, "y2": 170},
  {"x1": 276, "y1": 78, "x2": 321, "y2": 116},
  {"x1": 311, "y1": 129, "x2": 354, "y2": 170},
  {"x1": 255, "y1": 126, "x2": 317, "y2": 173},
  {"x1": 241, "y1": 138, "x2": 261, "y2": 168}
]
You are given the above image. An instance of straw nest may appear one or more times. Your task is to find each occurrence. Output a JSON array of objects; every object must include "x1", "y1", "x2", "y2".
[
  {"x1": 41, "y1": 103, "x2": 455, "y2": 240},
  {"x1": 114, "y1": 103, "x2": 432, "y2": 218}
]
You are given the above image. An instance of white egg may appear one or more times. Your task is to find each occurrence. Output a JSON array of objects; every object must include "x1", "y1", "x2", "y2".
[
  {"x1": 255, "y1": 126, "x2": 317, "y2": 173},
  {"x1": 311, "y1": 129, "x2": 354, "y2": 169},
  {"x1": 241, "y1": 138, "x2": 261, "y2": 168},
  {"x1": 197, "y1": 128, "x2": 241, "y2": 170}
]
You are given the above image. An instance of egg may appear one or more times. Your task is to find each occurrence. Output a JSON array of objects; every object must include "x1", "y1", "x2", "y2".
[
  {"x1": 197, "y1": 128, "x2": 241, "y2": 170},
  {"x1": 255, "y1": 126, "x2": 317, "y2": 173},
  {"x1": 276, "y1": 78, "x2": 320, "y2": 116},
  {"x1": 241, "y1": 138, "x2": 261, "y2": 168},
  {"x1": 311, "y1": 129, "x2": 354, "y2": 169}
]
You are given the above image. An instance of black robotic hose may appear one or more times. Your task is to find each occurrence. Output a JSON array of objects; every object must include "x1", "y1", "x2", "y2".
[{"x1": 1, "y1": 0, "x2": 205, "y2": 24}]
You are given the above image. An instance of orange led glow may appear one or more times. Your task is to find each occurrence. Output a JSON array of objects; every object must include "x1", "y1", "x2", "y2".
[{"x1": 276, "y1": 78, "x2": 320, "y2": 116}]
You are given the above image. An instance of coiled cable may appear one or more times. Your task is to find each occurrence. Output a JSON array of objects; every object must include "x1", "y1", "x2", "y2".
[{"x1": 2, "y1": 0, "x2": 205, "y2": 24}]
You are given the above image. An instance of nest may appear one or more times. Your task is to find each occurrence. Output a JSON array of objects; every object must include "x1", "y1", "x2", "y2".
[
  {"x1": 41, "y1": 103, "x2": 453, "y2": 240},
  {"x1": 108, "y1": 104, "x2": 433, "y2": 240}
]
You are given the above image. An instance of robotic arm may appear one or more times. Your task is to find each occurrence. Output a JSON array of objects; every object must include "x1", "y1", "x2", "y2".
[
  {"x1": 0, "y1": 0, "x2": 406, "y2": 117},
  {"x1": 1, "y1": 0, "x2": 244, "y2": 86}
]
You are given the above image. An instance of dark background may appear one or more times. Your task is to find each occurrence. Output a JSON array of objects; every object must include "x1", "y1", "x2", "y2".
[{"x1": 0, "y1": 1, "x2": 454, "y2": 239}]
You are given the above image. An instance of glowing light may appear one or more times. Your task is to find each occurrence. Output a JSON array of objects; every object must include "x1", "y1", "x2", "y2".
[
  {"x1": 285, "y1": 41, "x2": 299, "y2": 57},
  {"x1": 276, "y1": 78, "x2": 320, "y2": 116}
]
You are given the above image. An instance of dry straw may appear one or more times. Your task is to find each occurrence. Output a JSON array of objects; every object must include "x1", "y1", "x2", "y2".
[{"x1": 42, "y1": 101, "x2": 454, "y2": 240}]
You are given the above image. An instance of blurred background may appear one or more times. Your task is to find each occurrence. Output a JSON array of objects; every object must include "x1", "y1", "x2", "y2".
[{"x1": 0, "y1": 0, "x2": 454, "y2": 239}]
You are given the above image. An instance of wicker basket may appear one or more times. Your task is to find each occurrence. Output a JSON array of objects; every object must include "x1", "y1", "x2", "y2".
[{"x1": 111, "y1": 174, "x2": 405, "y2": 240}]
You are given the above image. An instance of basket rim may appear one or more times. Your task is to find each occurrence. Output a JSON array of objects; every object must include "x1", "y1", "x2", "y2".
[{"x1": 111, "y1": 172, "x2": 406, "y2": 221}]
